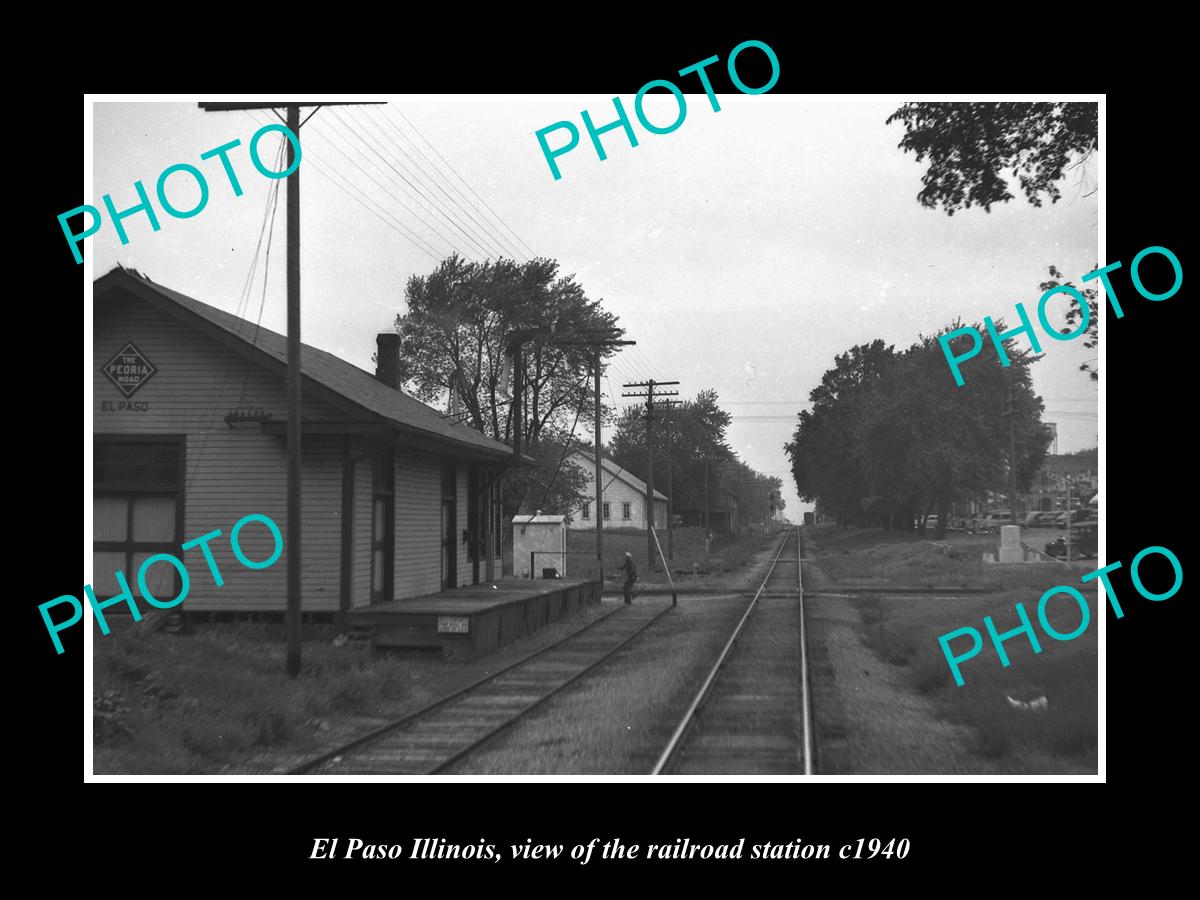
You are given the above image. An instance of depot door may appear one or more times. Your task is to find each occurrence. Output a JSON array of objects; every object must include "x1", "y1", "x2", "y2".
[
  {"x1": 441, "y1": 464, "x2": 457, "y2": 590},
  {"x1": 371, "y1": 455, "x2": 394, "y2": 604}
]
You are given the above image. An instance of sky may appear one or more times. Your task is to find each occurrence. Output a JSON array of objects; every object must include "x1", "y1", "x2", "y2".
[{"x1": 91, "y1": 96, "x2": 1100, "y2": 518}]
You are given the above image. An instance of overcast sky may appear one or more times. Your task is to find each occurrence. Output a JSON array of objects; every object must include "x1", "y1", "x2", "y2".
[{"x1": 91, "y1": 96, "x2": 1099, "y2": 517}]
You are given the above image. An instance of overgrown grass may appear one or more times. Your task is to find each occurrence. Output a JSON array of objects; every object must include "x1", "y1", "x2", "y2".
[
  {"x1": 809, "y1": 524, "x2": 1093, "y2": 591},
  {"x1": 93, "y1": 623, "x2": 412, "y2": 774},
  {"x1": 810, "y1": 526, "x2": 1098, "y2": 772}
]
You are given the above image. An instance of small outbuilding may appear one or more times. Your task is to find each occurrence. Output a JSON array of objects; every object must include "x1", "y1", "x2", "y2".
[{"x1": 512, "y1": 513, "x2": 568, "y2": 579}]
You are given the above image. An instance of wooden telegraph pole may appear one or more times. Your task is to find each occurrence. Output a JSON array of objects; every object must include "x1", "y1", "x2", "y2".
[
  {"x1": 656, "y1": 398, "x2": 680, "y2": 560},
  {"x1": 199, "y1": 101, "x2": 380, "y2": 677},
  {"x1": 622, "y1": 379, "x2": 679, "y2": 572},
  {"x1": 554, "y1": 332, "x2": 634, "y2": 585}
]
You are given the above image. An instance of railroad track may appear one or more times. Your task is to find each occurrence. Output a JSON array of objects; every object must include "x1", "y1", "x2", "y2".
[
  {"x1": 291, "y1": 601, "x2": 671, "y2": 775},
  {"x1": 652, "y1": 526, "x2": 814, "y2": 775}
]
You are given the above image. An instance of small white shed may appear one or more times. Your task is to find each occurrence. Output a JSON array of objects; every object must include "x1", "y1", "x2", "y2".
[{"x1": 512, "y1": 512, "x2": 567, "y2": 579}]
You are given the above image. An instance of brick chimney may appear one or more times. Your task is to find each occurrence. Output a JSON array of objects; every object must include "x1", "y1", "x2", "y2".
[{"x1": 375, "y1": 333, "x2": 401, "y2": 389}]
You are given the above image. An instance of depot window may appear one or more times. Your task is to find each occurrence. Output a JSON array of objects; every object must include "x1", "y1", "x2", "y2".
[
  {"x1": 622, "y1": 502, "x2": 631, "y2": 520},
  {"x1": 93, "y1": 437, "x2": 184, "y2": 598}
]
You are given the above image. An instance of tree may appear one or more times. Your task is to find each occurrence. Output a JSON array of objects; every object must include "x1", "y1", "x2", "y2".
[
  {"x1": 392, "y1": 254, "x2": 622, "y2": 516},
  {"x1": 609, "y1": 389, "x2": 783, "y2": 527},
  {"x1": 785, "y1": 327, "x2": 1052, "y2": 539},
  {"x1": 395, "y1": 254, "x2": 622, "y2": 447},
  {"x1": 502, "y1": 426, "x2": 590, "y2": 519},
  {"x1": 1040, "y1": 264, "x2": 1099, "y2": 383},
  {"x1": 876, "y1": 324, "x2": 1051, "y2": 539},
  {"x1": 885, "y1": 102, "x2": 1097, "y2": 215},
  {"x1": 784, "y1": 340, "x2": 898, "y2": 528}
]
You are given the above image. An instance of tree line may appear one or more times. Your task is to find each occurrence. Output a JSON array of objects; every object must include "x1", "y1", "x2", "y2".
[
  {"x1": 784, "y1": 326, "x2": 1052, "y2": 540},
  {"x1": 609, "y1": 389, "x2": 784, "y2": 529}
]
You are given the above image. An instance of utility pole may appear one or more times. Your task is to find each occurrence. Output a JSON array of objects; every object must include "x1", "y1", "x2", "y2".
[
  {"x1": 1002, "y1": 376, "x2": 1018, "y2": 523},
  {"x1": 1065, "y1": 475, "x2": 1073, "y2": 564},
  {"x1": 200, "y1": 101, "x2": 380, "y2": 678},
  {"x1": 623, "y1": 379, "x2": 679, "y2": 572},
  {"x1": 554, "y1": 332, "x2": 634, "y2": 586},
  {"x1": 704, "y1": 460, "x2": 710, "y2": 540},
  {"x1": 656, "y1": 399, "x2": 679, "y2": 561}
]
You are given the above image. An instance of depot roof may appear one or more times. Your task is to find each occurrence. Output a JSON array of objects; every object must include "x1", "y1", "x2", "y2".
[
  {"x1": 569, "y1": 450, "x2": 668, "y2": 502},
  {"x1": 95, "y1": 266, "x2": 520, "y2": 462}
]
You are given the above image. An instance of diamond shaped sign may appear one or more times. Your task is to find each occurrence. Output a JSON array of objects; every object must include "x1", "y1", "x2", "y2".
[{"x1": 102, "y1": 343, "x2": 157, "y2": 398}]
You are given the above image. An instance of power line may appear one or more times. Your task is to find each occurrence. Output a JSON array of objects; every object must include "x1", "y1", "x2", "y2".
[
  {"x1": 303, "y1": 118, "x2": 467, "y2": 258},
  {"x1": 186, "y1": 135, "x2": 288, "y2": 493},
  {"x1": 389, "y1": 106, "x2": 537, "y2": 259},
  {"x1": 303, "y1": 116, "x2": 463, "y2": 256},
  {"x1": 325, "y1": 107, "x2": 502, "y2": 260},
  {"x1": 243, "y1": 110, "x2": 443, "y2": 260},
  {"x1": 630, "y1": 345, "x2": 665, "y2": 381},
  {"x1": 304, "y1": 152, "x2": 444, "y2": 260},
  {"x1": 363, "y1": 105, "x2": 528, "y2": 262}
]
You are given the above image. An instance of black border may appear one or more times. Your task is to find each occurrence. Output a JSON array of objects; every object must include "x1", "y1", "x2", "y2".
[{"x1": 24, "y1": 28, "x2": 1188, "y2": 885}]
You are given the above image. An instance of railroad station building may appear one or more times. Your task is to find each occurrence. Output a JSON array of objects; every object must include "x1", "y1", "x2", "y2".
[
  {"x1": 93, "y1": 266, "x2": 515, "y2": 621},
  {"x1": 563, "y1": 450, "x2": 668, "y2": 531}
]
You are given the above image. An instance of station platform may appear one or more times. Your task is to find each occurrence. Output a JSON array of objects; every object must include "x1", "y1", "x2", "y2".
[{"x1": 345, "y1": 578, "x2": 601, "y2": 657}]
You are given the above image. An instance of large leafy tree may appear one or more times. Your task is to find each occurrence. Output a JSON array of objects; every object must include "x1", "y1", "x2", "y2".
[
  {"x1": 395, "y1": 254, "x2": 622, "y2": 447},
  {"x1": 785, "y1": 328, "x2": 1052, "y2": 539},
  {"x1": 885, "y1": 102, "x2": 1097, "y2": 214},
  {"x1": 785, "y1": 340, "x2": 898, "y2": 527},
  {"x1": 870, "y1": 324, "x2": 1051, "y2": 538},
  {"x1": 392, "y1": 254, "x2": 621, "y2": 515}
]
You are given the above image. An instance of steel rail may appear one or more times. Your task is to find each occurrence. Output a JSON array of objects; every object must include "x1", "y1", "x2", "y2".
[
  {"x1": 428, "y1": 605, "x2": 672, "y2": 774},
  {"x1": 289, "y1": 602, "x2": 632, "y2": 774},
  {"x1": 650, "y1": 526, "x2": 798, "y2": 775}
]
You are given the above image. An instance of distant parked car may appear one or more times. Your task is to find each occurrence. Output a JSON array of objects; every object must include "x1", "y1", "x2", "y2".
[
  {"x1": 1044, "y1": 522, "x2": 1098, "y2": 559},
  {"x1": 1052, "y1": 508, "x2": 1092, "y2": 527},
  {"x1": 973, "y1": 510, "x2": 1013, "y2": 534},
  {"x1": 1024, "y1": 511, "x2": 1057, "y2": 528}
]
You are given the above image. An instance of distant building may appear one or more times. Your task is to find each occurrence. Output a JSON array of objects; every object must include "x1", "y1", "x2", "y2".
[
  {"x1": 677, "y1": 485, "x2": 740, "y2": 534},
  {"x1": 564, "y1": 451, "x2": 667, "y2": 530}
]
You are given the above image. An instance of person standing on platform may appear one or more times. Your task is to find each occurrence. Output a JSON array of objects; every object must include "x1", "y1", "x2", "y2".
[{"x1": 619, "y1": 552, "x2": 638, "y2": 605}]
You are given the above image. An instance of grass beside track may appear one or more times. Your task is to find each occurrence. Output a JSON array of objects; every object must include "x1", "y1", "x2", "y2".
[
  {"x1": 806, "y1": 524, "x2": 1097, "y2": 772},
  {"x1": 93, "y1": 604, "x2": 611, "y2": 775}
]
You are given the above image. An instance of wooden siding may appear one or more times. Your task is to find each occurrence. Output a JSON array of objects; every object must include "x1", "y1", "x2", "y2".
[
  {"x1": 393, "y1": 451, "x2": 441, "y2": 597},
  {"x1": 95, "y1": 297, "x2": 354, "y2": 611},
  {"x1": 95, "y1": 294, "x2": 504, "y2": 611},
  {"x1": 565, "y1": 461, "x2": 668, "y2": 531},
  {"x1": 350, "y1": 443, "x2": 373, "y2": 609}
]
